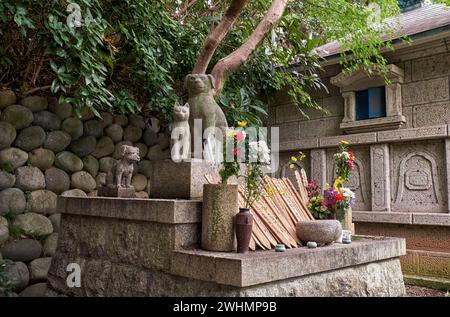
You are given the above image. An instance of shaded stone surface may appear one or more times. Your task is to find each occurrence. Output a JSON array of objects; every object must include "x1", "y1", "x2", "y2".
[
  {"x1": 129, "y1": 114, "x2": 145, "y2": 129},
  {"x1": 99, "y1": 157, "x2": 116, "y2": 173},
  {"x1": 84, "y1": 120, "x2": 104, "y2": 138},
  {"x1": 97, "y1": 187, "x2": 135, "y2": 198},
  {"x1": 33, "y1": 111, "x2": 61, "y2": 131},
  {"x1": 19, "y1": 282, "x2": 48, "y2": 297},
  {"x1": 15, "y1": 166, "x2": 46, "y2": 191},
  {"x1": 201, "y1": 184, "x2": 238, "y2": 252},
  {"x1": 45, "y1": 167, "x2": 70, "y2": 194},
  {"x1": 131, "y1": 174, "x2": 147, "y2": 191},
  {"x1": 0, "y1": 121, "x2": 16, "y2": 150},
  {"x1": 82, "y1": 155, "x2": 99, "y2": 177},
  {"x1": 113, "y1": 115, "x2": 128, "y2": 127},
  {"x1": 0, "y1": 105, "x2": 33, "y2": 129},
  {"x1": 61, "y1": 117, "x2": 83, "y2": 140},
  {"x1": 134, "y1": 143, "x2": 148, "y2": 159},
  {"x1": 105, "y1": 124, "x2": 123, "y2": 143},
  {"x1": 92, "y1": 136, "x2": 114, "y2": 158},
  {"x1": 48, "y1": 99, "x2": 72, "y2": 120},
  {"x1": 0, "y1": 147, "x2": 28, "y2": 170},
  {"x1": 44, "y1": 130, "x2": 71, "y2": 152},
  {"x1": 0, "y1": 89, "x2": 17, "y2": 109},
  {"x1": 60, "y1": 189, "x2": 87, "y2": 197},
  {"x1": 4, "y1": 261, "x2": 29, "y2": 292},
  {"x1": 123, "y1": 126, "x2": 142, "y2": 143},
  {"x1": 100, "y1": 112, "x2": 113, "y2": 126},
  {"x1": 20, "y1": 96, "x2": 48, "y2": 112},
  {"x1": 1, "y1": 239, "x2": 42, "y2": 262},
  {"x1": 296, "y1": 220, "x2": 342, "y2": 245},
  {"x1": 48, "y1": 215, "x2": 61, "y2": 234},
  {"x1": 55, "y1": 151, "x2": 83, "y2": 173},
  {"x1": 26, "y1": 190, "x2": 58, "y2": 215},
  {"x1": 143, "y1": 128, "x2": 158, "y2": 146},
  {"x1": 28, "y1": 148, "x2": 55, "y2": 171},
  {"x1": 0, "y1": 188, "x2": 26, "y2": 215},
  {"x1": 28, "y1": 257, "x2": 52, "y2": 282},
  {"x1": 14, "y1": 213, "x2": 53, "y2": 236},
  {"x1": 71, "y1": 171, "x2": 96, "y2": 193},
  {"x1": 0, "y1": 216, "x2": 8, "y2": 246},
  {"x1": 43, "y1": 233, "x2": 58, "y2": 256},
  {"x1": 0, "y1": 170, "x2": 15, "y2": 190},
  {"x1": 14, "y1": 126, "x2": 46, "y2": 151},
  {"x1": 47, "y1": 197, "x2": 406, "y2": 297},
  {"x1": 69, "y1": 136, "x2": 96, "y2": 157}
]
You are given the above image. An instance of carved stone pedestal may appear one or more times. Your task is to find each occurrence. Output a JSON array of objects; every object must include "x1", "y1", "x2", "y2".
[
  {"x1": 98, "y1": 186, "x2": 136, "y2": 198},
  {"x1": 146, "y1": 159, "x2": 219, "y2": 199}
]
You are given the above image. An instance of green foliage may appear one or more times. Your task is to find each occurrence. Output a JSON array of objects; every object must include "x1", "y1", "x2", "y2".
[
  {"x1": 0, "y1": 162, "x2": 14, "y2": 173},
  {"x1": 2, "y1": 0, "x2": 446, "y2": 123},
  {"x1": 0, "y1": 259, "x2": 15, "y2": 296},
  {"x1": 3, "y1": 211, "x2": 24, "y2": 238}
]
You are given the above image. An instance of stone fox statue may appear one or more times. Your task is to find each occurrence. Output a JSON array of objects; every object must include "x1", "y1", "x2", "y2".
[
  {"x1": 171, "y1": 102, "x2": 190, "y2": 162},
  {"x1": 185, "y1": 74, "x2": 228, "y2": 148},
  {"x1": 106, "y1": 145, "x2": 140, "y2": 188}
]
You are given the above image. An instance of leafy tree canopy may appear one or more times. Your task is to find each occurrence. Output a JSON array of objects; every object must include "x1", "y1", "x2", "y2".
[{"x1": 0, "y1": 0, "x2": 448, "y2": 124}]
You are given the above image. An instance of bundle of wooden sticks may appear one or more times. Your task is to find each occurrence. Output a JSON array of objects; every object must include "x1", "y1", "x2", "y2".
[{"x1": 205, "y1": 170, "x2": 314, "y2": 250}]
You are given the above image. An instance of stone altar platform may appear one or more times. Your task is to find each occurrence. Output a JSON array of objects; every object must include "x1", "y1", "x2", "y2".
[{"x1": 47, "y1": 197, "x2": 406, "y2": 297}]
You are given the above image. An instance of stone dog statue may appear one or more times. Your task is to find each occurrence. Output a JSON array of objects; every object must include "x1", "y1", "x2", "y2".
[
  {"x1": 185, "y1": 74, "x2": 228, "y2": 157},
  {"x1": 106, "y1": 144, "x2": 140, "y2": 188},
  {"x1": 171, "y1": 102, "x2": 190, "y2": 162}
]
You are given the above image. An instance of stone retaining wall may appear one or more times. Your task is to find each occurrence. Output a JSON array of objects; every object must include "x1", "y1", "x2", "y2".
[{"x1": 0, "y1": 91, "x2": 170, "y2": 296}]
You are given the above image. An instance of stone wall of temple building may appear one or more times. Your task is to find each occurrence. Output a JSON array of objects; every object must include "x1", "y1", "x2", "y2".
[
  {"x1": 0, "y1": 91, "x2": 170, "y2": 296},
  {"x1": 269, "y1": 35, "x2": 450, "y2": 286}
]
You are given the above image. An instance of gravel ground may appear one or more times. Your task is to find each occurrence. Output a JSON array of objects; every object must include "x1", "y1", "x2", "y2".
[{"x1": 405, "y1": 285, "x2": 449, "y2": 297}]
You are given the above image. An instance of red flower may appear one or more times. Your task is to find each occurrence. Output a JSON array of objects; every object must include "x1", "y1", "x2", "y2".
[
  {"x1": 335, "y1": 193, "x2": 344, "y2": 201},
  {"x1": 233, "y1": 148, "x2": 238, "y2": 156},
  {"x1": 348, "y1": 151, "x2": 354, "y2": 159}
]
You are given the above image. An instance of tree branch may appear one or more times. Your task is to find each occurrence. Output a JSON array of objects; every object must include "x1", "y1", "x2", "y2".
[
  {"x1": 211, "y1": 0, "x2": 288, "y2": 95},
  {"x1": 192, "y1": 0, "x2": 249, "y2": 74}
]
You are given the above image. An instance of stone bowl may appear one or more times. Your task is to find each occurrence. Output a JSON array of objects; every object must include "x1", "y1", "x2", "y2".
[{"x1": 296, "y1": 220, "x2": 342, "y2": 245}]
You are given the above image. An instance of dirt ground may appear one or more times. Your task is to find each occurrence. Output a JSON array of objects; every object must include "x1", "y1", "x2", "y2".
[{"x1": 405, "y1": 284, "x2": 449, "y2": 297}]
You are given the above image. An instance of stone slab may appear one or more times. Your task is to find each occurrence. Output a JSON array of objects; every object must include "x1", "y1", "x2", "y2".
[
  {"x1": 340, "y1": 115, "x2": 406, "y2": 134},
  {"x1": 402, "y1": 77, "x2": 449, "y2": 106},
  {"x1": 279, "y1": 137, "x2": 319, "y2": 151},
  {"x1": 170, "y1": 236, "x2": 406, "y2": 287},
  {"x1": 412, "y1": 213, "x2": 450, "y2": 227},
  {"x1": 57, "y1": 196, "x2": 201, "y2": 224},
  {"x1": 47, "y1": 255, "x2": 405, "y2": 297},
  {"x1": 319, "y1": 132, "x2": 377, "y2": 147},
  {"x1": 145, "y1": 160, "x2": 219, "y2": 199},
  {"x1": 97, "y1": 187, "x2": 135, "y2": 198},
  {"x1": 377, "y1": 125, "x2": 447, "y2": 142},
  {"x1": 352, "y1": 211, "x2": 413, "y2": 224}
]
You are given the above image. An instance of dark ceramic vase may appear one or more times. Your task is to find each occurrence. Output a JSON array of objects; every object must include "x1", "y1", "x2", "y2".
[{"x1": 235, "y1": 208, "x2": 253, "y2": 253}]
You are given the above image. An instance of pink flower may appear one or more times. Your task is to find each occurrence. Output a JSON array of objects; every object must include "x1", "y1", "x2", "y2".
[
  {"x1": 235, "y1": 131, "x2": 246, "y2": 142},
  {"x1": 347, "y1": 160, "x2": 355, "y2": 170},
  {"x1": 233, "y1": 148, "x2": 238, "y2": 157}
]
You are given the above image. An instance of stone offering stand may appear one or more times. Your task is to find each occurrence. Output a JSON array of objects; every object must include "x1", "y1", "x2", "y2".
[{"x1": 47, "y1": 195, "x2": 407, "y2": 297}]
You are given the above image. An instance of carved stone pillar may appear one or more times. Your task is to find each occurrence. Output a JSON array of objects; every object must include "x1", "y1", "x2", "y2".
[
  {"x1": 342, "y1": 91, "x2": 356, "y2": 123},
  {"x1": 446, "y1": 139, "x2": 450, "y2": 213},
  {"x1": 310, "y1": 149, "x2": 327, "y2": 191},
  {"x1": 370, "y1": 144, "x2": 391, "y2": 211}
]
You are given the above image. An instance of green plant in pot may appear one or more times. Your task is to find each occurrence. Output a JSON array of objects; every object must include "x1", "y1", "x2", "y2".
[{"x1": 201, "y1": 127, "x2": 246, "y2": 252}]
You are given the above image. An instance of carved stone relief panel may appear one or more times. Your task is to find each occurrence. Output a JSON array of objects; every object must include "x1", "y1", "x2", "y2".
[
  {"x1": 390, "y1": 140, "x2": 447, "y2": 212},
  {"x1": 371, "y1": 144, "x2": 391, "y2": 211},
  {"x1": 326, "y1": 146, "x2": 371, "y2": 211}
]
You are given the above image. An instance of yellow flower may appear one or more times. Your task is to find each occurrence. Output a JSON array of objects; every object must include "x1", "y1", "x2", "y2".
[
  {"x1": 291, "y1": 156, "x2": 298, "y2": 162},
  {"x1": 289, "y1": 163, "x2": 295, "y2": 169},
  {"x1": 325, "y1": 183, "x2": 330, "y2": 189},
  {"x1": 340, "y1": 140, "x2": 349, "y2": 145},
  {"x1": 237, "y1": 121, "x2": 247, "y2": 127},
  {"x1": 299, "y1": 151, "x2": 306, "y2": 160}
]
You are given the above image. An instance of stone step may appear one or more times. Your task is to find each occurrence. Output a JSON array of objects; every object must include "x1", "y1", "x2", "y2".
[{"x1": 171, "y1": 236, "x2": 406, "y2": 287}]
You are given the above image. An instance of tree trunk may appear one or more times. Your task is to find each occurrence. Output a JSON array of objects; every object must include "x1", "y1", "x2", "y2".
[
  {"x1": 211, "y1": 0, "x2": 288, "y2": 95},
  {"x1": 192, "y1": 0, "x2": 249, "y2": 74}
]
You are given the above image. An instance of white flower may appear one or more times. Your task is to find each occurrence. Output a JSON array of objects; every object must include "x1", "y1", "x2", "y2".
[
  {"x1": 249, "y1": 140, "x2": 271, "y2": 164},
  {"x1": 341, "y1": 187, "x2": 355, "y2": 199}
]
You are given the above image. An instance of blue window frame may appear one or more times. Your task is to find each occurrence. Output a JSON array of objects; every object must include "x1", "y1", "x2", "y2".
[{"x1": 355, "y1": 87, "x2": 386, "y2": 120}]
